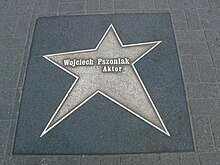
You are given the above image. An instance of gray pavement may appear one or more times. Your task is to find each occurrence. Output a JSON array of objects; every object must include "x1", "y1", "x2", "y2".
[{"x1": 0, "y1": 0, "x2": 220, "y2": 164}]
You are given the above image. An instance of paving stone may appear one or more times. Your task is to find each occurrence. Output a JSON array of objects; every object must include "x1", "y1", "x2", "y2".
[
  {"x1": 0, "y1": 157, "x2": 4, "y2": 165},
  {"x1": 201, "y1": 18, "x2": 220, "y2": 29},
  {"x1": 185, "y1": 9, "x2": 202, "y2": 30},
  {"x1": 196, "y1": 53, "x2": 217, "y2": 82},
  {"x1": 0, "y1": 88, "x2": 16, "y2": 104},
  {"x1": 0, "y1": 15, "x2": 18, "y2": 37},
  {"x1": 4, "y1": 156, "x2": 23, "y2": 165},
  {"x1": 189, "y1": 99, "x2": 220, "y2": 115},
  {"x1": 217, "y1": 69, "x2": 220, "y2": 81},
  {"x1": 11, "y1": 101, "x2": 20, "y2": 120},
  {"x1": 160, "y1": 154, "x2": 180, "y2": 165},
  {"x1": 198, "y1": 9, "x2": 220, "y2": 18},
  {"x1": 81, "y1": 156, "x2": 100, "y2": 165},
  {"x1": 33, "y1": 0, "x2": 48, "y2": 16},
  {"x1": 55, "y1": 156, "x2": 80, "y2": 165},
  {"x1": 59, "y1": 2, "x2": 85, "y2": 14},
  {"x1": 14, "y1": 15, "x2": 31, "y2": 36},
  {"x1": 60, "y1": 0, "x2": 85, "y2": 2},
  {"x1": 155, "y1": 0, "x2": 169, "y2": 9},
  {"x1": 0, "y1": 103, "x2": 13, "y2": 120},
  {"x1": 5, "y1": 120, "x2": 16, "y2": 156},
  {"x1": 192, "y1": 116, "x2": 215, "y2": 152},
  {"x1": 179, "y1": 154, "x2": 200, "y2": 165},
  {"x1": 120, "y1": 155, "x2": 160, "y2": 165},
  {"x1": 177, "y1": 43, "x2": 209, "y2": 55},
  {"x1": 0, "y1": 120, "x2": 10, "y2": 156},
  {"x1": 86, "y1": 0, "x2": 99, "y2": 11},
  {"x1": 209, "y1": 0, "x2": 220, "y2": 8},
  {"x1": 46, "y1": 0, "x2": 59, "y2": 14},
  {"x1": 101, "y1": 156, "x2": 119, "y2": 165},
  {"x1": 0, "y1": 37, "x2": 26, "y2": 50},
  {"x1": 100, "y1": 0, "x2": 113, "y2": 11},
  {"x1": 142, "y1": 0, "x2": 155, "y2": 9},
  {"x1": 204, "y1": 30, "x2": 220, "y2": 43},
  {"x1": 187, "y1": 83, "x2": 220, "y2": 98},
  {"x1": 170, "y1": 10, "x2": 188, "y2": 30},
  {"x1": 0, "y1": 1, "x2": 11, "y2": 14},
  {"x1": 194, "y1": 0, "x2": 209, "y2": 8},
  {"x1": 175, "y1": 30, "x2": 206, "y2": 43},
  {"x1": 8, "y1": 0, "x2": 35, "y2": 15},
  {"x1": 22, "y1": 157, "x2": 41, "y2": 165},
  {"x1": 207, "y1": 42, "x2": 220, "y2": 55},
  {"x1": 210, "y1": 115, "x2": 220, "y2": 151},
  {"x1": 114, "y1": 0, "x2": 142, "y2": 10},
  {"x1": 168, "y1": 0, "x2": 196, "y2": 9},
  {"x1": 180, "y1": 55, "x2": 200, "y2": 83},
  {"x1": 199, "y1": 153, "x2": 220, "y2": 165}
]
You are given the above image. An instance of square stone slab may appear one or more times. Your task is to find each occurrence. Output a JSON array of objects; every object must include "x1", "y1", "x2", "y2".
[{"x1": 13, "y1": 13, "x2": 194, "y2": 154}]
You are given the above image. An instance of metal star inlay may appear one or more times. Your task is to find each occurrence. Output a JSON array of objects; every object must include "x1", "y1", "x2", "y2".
[{"x1": 41, "y1": 24, "x2": 170, "y2": 137}]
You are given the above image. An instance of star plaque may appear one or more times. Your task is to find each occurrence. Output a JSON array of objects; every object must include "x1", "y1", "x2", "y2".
[
  {"x1": 41, "y1": 24, "x2": 170, "y2": 137},
  {"x1": 14, "y1": 13, "x2": 194, "y2": 154}
]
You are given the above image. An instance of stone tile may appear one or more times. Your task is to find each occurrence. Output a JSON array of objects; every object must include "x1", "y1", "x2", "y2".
[
  {"x1": 199, "y1": 153, "x2": 220, "y2": 165},
  {"x1": 59, "y1": 2, "x2": 85, "y2": 13},
  {"x1": 209, "y1": 0, "x2": 220, "y2": 8},
  {"x1": 196, "y1": 53, "x2": 217, "y2": 82},
  {"x1": 168, "y1": 0, "x2": 196, "y2": 9},
  {"x1": 205, "y1": 30, "x2": 220, "y2": 43},
  {"x1": 0, "y1": 157, "x2": 4, "y2": 165},
  {"x1": 120, "y1": 155, "x2": 160, "y2": 165},
  {"x1": 198, "y1": 9, "x2": 220, "y2": 18},
  {"x1": 11, "y1": 101, "x2": 20, "y2": 120},
  {"x1": 175, "y1": 30, "x2": 206, "y2": 43},
  {"x1": 101, "y1": 156, "x2": 119, "y2": 165},
  {"x1": 142, "y1": 0, "x2": 155, "y2": 9},
  {"x1": 39, "y1": 156, "x2": 59, "y2": 165},
  {"x1": 86, "y1": 0, "x2": 99, "y2": 11},
  {"x1": 170, "y1": 10, "x2": 188, "y2": 30},
  {"x1": 210, "y1": 115, "x2": 220, "y2": 151},
  {"x1": 0, "y1": 48, "x2": 24, "y2": 62},
  {"x1": 14, "y1": 15, "x2": 31, "y2": 36},
  {"x1": 0, "y1": 15, "x2": 18, "y2": 37},
  {"x1": 189, "y1": 99, "x2": 220, "y2": 115},
  {"x1": 177, "y1": 43, "x2": 209, "y2": 55},
  {"x1": 2, "y1": 56, "x2": 23, "y2": 88},
  {"x1": 217, "y1": 69, "x2": 220, "y2": 81},
  {"x1": 187, "y1": 83, "x2": 220, "y2": 98},
  {"x1": 201, "y1": 18, "x2": 220, "y2": 29},
  {"x1": 160, "y1": 154, "x2": 180, "y2": 165},
  {"x1": 22, "y1": 157, "x2": 41, "y2": 165},
  {"x1": 81, "y1": 156, "x2": 100, "y2": 165},
  {"x1": 194, "y1": 0, "x2": 209, "y2": 8},
  {"x1": 0, "y1": 103, "x2": 13, "y2": 120},
  {"x1": 179, "y1": 153, "x2": 200, "y2": 165},
  {"x1": 155, "y1": 0, "x2": 169, "y2": 9},
  {"x1": 100, "y1": 0, "x2": 113, "y2": 11},
  {"x1": 192, "y1": 116, "x2": 215, "y2": 152},
  {"x1": 60, "y1": 0, "x2": 85, "y2": 2},
  {"x1": 55, "y1": 156, "x2": 80, "y2": 165},
  {"x1": 46, "y1": 0, "x2": 60, "y2": 14},
  {"x1": 0, "y1": 1, "x2": 11, "y2": 14},
  {"x1": 114, "y1": 0, "x2": 142, "y2": 10},
  {"x1": 0, "y1": 88, "x2": 16, "y2": 104},
  {"x1": 180, "y1": 55, "x2": 200, "y2": 83},
  {"x1": 33, "y1": 0, "x2": 47, "y2": 16},
  {"x1": 185, "y1": 9, "x2": 202, "y2": 29},
  {"x1": 0, "y1": 37, "x2": 26, "y2": 49},
  {"x1": 0, "y1": 120, "x2": 10, "y2": 156},
  {"x1": 8, "y1": 0, "x2": 34, "y2": 15},
  {"x1": 4, "y1": 156, "x2": 23, "y2": 165},
  {"x1": 4, "y1": 120, "x2": 16, "y2": 156},
  {"x1": 207, "y1": 42, "x2": 220, "y2": 54}
]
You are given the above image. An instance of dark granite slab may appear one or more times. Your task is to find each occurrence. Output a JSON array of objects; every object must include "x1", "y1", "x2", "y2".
[{"x1": 13, "y1": 13, "x2": 194, "y2": 154}]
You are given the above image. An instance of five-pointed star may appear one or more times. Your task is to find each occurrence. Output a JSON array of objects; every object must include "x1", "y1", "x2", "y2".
[{"x1": 41, "y1": 24, "x2": 170, "y2": 137}]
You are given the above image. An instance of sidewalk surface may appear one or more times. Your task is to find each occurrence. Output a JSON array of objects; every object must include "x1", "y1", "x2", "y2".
[{"x1": 0, "y1": 0, "x2": 220, "y2": 164}]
